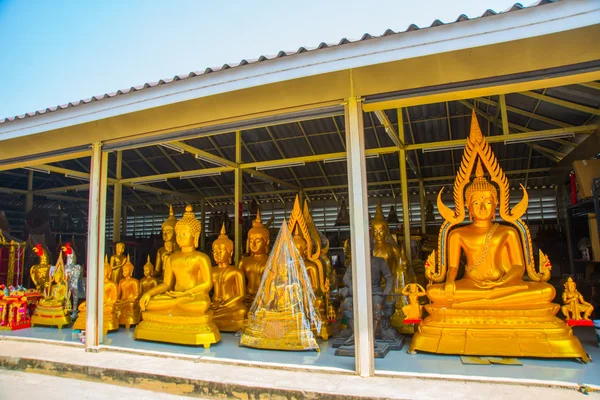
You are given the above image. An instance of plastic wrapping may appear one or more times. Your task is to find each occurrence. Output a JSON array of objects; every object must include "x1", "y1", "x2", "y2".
[{"x1": 240, "y1": 219, "x2": 321, "y2": 351}]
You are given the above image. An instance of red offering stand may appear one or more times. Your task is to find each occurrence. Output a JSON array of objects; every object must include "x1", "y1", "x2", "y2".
[
  {"x1": 0, "y1": 290, "x2": 42, "y2": 331},
  {"x1": 404, "y1": 319, "x2": 422, "y2": 325},
  {"x1": 567, "y1": 319, "x2": 594, "y2": 327}
]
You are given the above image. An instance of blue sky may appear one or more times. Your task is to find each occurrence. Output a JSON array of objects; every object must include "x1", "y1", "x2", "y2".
[{"x1": 0, "y1": 0, "x2": 522, "y2": 120}]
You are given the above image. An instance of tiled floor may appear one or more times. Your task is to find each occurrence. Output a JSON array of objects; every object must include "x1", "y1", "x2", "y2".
[{"x1": 2, "y1": 325, "x2": 598, "y2": 387}]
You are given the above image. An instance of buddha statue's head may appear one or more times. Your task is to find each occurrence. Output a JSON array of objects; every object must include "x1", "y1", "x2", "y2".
[
  {"x1": 175, "y1": 204, "x2": 201, "y2": 249},
  {"x1": 101, "y1": 255, "x2": 110, "y2": 281},
  {"x1": 122, "y1": 256, "x2": 134, "y2": 278},
  {"x1": 248, "y1": 209, "x2": 270, "y2": 256},
  {"x1": 465, "y1": 160, "x2": 498, "y2": 222},
  {"x1": 212, "y1": 224, "x2": 234, "y2": 266},
  {"x1": 143, "y1": 256, "x2": 154, "y2": 277},
  {"x1": 371, "y1": 200, "x2": 389, "y2": 243},
  {"x1": 564, "y1": 277, "x2": 576, "y2": 293},
  {"x1": 292, "y1": 226, "x2": 308, "y2": 258},
  {"x1": 115, "y1": 242, "x2": 125, "y2": 256},
  {"x1": 162, "y1": 205, "x2": 178, "y2": 243}
]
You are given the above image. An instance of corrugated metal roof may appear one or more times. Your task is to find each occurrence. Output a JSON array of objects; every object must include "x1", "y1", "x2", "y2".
[{"x1": 0, "y1": 0, "x2": 556, "y2": 125}]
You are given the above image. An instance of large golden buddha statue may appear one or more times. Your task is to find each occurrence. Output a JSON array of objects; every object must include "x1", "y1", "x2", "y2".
[
  {"x1": 211, "y1": 224, "x2": 247, "y2": 332},
  {"x1": 410, "y1": 110, "x2": 588, "y2": 362},
  {"x1": 371, "y1": 201, "x2": 414, "y2": 333},
  {"x1": 73, "y1": 255, "x2": 119, "y2": 335},
  {"x1": 31, "y1": 252, "x2": 72, "y2": 328},
  {"x1": 155, "y1": 205, "x2": 179, "y2": 279},
  {"x1": 134, "y1": 204, "x2": 220, "y2": 347},
  {"x1": 239, "y1": 209, "x2": 270, "y2": 309},
  {"x1": 116, "y1": 256, "x2": 141, "y2": 330}
]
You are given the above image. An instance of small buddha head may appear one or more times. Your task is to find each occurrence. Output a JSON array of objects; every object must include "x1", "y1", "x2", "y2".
[
  {"x1": 143, "y1": 256, "x2": 154, "y2": 277},
  {"x1": 175, "y1": 204, "x2": 202, "y2": 249},
  {"x1": 161, "y1": 205, "x2": 178, "y2": 242},
  {"x1": 564, "y1": 277, "x2": 576, "y2": 293},
  {"x1": 371, "y1": 200, "x2": 389, "y2": 243},
  {"x1": 292, "y1": 226, "x2": 307, "y2": 257},
  {"x1": 115, "y1": 242, "x2": 125, "y2": 256},
  {"x1": 248, "y1": 209, "x2": 270, "y2": 256},
  {"x1": 465, "y1": 160, "x2": 498, "y2": 222},
  {"x1": 103, "y1": 255, "x2": 111, "y2": 280},
  {"x1": 122, "y1": 256, "x2": 134, "y2": 278},
  {"x1": 212, "y1": 224, "x2": 234, "y2": 266}
]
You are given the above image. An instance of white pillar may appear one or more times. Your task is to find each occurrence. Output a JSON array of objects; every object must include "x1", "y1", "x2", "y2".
[
  {"x1": 85, "y1": 143, "x2": 108, "y2": 348},
  {"x1": 345, "y1": 96, "x2": 374, "y2": 377}
]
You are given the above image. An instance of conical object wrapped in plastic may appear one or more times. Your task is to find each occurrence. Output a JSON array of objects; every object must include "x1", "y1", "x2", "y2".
[{"x1": 240, "y1": 219, "x2": 321, "y2": 351}]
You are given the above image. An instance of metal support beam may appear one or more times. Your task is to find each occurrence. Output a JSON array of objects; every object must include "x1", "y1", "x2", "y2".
[
  {"x1": 171, "y1": 141, "x2": 238, "y2": 168},
  {"x1": 419, "y1": 180, "x2": 426, "y2": 234},
  {"x1": 520, "y1": 91, "x2": 600, "y2": 116},
  {"x1": 25, "y1": 170, "x2": 33, "y2": 212},
  {"x1": 85, "y1": 143, "x2": 108, "y2": 349},
  {"x1": 398, "y1": 109, "x2": 412, "y2": 265},
  {"x1": 244, "y1": 169, "x2": 301, "y2": 191},
  {"x1": 113, "y1": 150, "x2": 123, "y2": 242},
  {"x1": 200, "y1": 199, "x2": 206, "y2": 251},
  {"x1": 345, "y1": 96, "x2": 374, "y2": 377},
  {"x1": 531, "y1": 143, "x2": 567, "y2": 160},
  {"x1": 499, "y1": 94, "x2": 510, "y2": 135},
  {"x1": 234, "y1": 131, "x2": 243, "y2": 267}
]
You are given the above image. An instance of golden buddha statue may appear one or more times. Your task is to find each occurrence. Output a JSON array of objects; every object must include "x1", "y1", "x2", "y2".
[
  {"x1": 371, "y1": 201, "x2": 414, "y2": 333},
  {"x1": 239, "y1": 209, "x2": 270, "y2": 309},
  {"x1": 401, "y1": 283, "x2": 427, "y2": 321},
  {"x1": 140, "y1": 256, "x2": 159, "y2": 295},
  {"x1": 134, "y1": 204, "x2": 220, "y2": 347},
  {"x1": 210, "y1": 224, "x2": 247, "y2": 332},
  {"x1": 240, "y1": 219, "x2": 320, "y2": 351},
  {"x1": 109, "y1": 242, "x2": 127, "y2": 284},
  {"x1": 73, "y1": 255, "x2": 119, "y2": 335},
  {"x1": 30, "y1": 244, "x2": 51, "y2": 293},
  {"x1": 561, "y1": 277, "x2": 594, "y2": 321},
  {"x1": 116, "y1": 256, "x2": 141, "y2": 329},
  {"x1": 411, "y1": 110, "x2": 588, "y2": 362},
  {"x1": 155, "y1": 205, "x2": 179, "y2": 279},
  {"x1": 31, "y1": 252, "x2": 72, "y2": 328}
]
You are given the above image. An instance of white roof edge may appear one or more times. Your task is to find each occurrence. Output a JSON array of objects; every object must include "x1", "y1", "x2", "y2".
[{"x1": 1, "y1": 0, "x2": 598, "y2": 143}]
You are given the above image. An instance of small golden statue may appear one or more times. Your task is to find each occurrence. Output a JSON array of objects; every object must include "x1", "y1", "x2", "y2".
[
  {"x1": 371, "y1": 200, "x2": 415, "y2": 333},
  {"x1": 210, "y1": 224, "x2": 247, "y2": 332},
  {"x1": 135, "y1": 205, "x2": 220, "y2": 347},
  {"x1": 401, "y1": 283, "x2": 427, "y2": 321},
  {"x1": 73, "y1": 255, "x2": 119, "y2": 335},
  {"x1": 140, "y1": 256, "x2": 159, "y2": 294},
  {"x1": 239, "y1": 209, "x2": 270, "y2": 309},
  {"x1": 410, "y1": 110, "x2": 588, "y2": 362},
  {"x1": 30, "y1": 244, "x2": 51, "y2": 293},
  {"x1": 562, "y1": 277, "x2": 594, "y2": 324},
  {"x1": 31, "y1": 252, "x2": 72, "y2": 329},
  {"x1": 240, "y1": 219, "x2": 321, "y2": 351},
  {"x1": 116, "y1": 256, "x2": 141, "y2": 330},
  {"x1": 109, "y1": 242, "x2": 127, "y2": 284},
  {"x1": 155, "y1": 205, "x2": 179, "y2": 279}
]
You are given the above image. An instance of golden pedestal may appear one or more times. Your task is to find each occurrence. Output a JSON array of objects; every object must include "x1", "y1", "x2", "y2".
[
  {"x1": 134, "y1": 311, "x2": 221, "y2": 348},
  {"x1": 72, "y1": 308, "x2": 119, "y2": 335},
  {"x1": 117, "y1": 302, "x2": 141, "y2": 330},
  {"x1": 241, "y1": 310, "x2": 320, "y2": 351},
  {"x1": 31, "y1": 306, "x2": 72, "y2": 329},
  {"x1": 410, "y1": 304, "x2": 589, "y2": 362}
]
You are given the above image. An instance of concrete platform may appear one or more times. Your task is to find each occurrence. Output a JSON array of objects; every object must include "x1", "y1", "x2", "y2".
[{"x1": 0, "y1": 336, "x2": 598, "y2": 399}]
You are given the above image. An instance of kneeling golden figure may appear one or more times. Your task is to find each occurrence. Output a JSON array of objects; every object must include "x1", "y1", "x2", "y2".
[
  {"x1": 31, "y1": 252, "x2": 72, "y2": 329},
  {"x1": 73, "y1": 255, "x2": 119, "y2": 335},
  {"x1": 211, "y1": 224, "x2": 247, "y2": 332},
  {"x1": 134, "y1": 205, "x2": 220, "y2": 347},
  {"x1": 410, "y1": 111, "x2": 588, "y2": 362}
]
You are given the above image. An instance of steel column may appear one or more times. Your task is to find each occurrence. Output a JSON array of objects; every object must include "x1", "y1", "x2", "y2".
[
  {"x1": 234, "y1": 131, "x2": 242, "y2": 266},
  {"x1": 200, "y1": 199, "x2": 206, "y2": 251},
  {"x1": 25, "y1": 170, "x2": 33, "y2": 212},
  {"x1": 345, "y1": 97, "x2": 374, "y2": 377},
  {"x1": 419, "y1": 180, "x2": 426, "y2": 234},
  {"x1": 398, "y1": 109, "x2": 412, "y2": 265},
  {"x1": 113, "y1": 150, "x2": 122, "y2": 242}
]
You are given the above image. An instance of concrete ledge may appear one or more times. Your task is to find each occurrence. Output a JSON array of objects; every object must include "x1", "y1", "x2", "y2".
[{"x1": 0, "y1": 339, "x2": 590, "y2": 399}]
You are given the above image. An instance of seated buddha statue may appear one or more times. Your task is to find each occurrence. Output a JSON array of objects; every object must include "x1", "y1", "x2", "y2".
[
  {"x1": 73, "y1": 255, "x2": 119, "y2": 335},
  {"x1": 239, "y1": 209, "x2": 270, "y2": 309},
  {"x1": 140, "y1": 256, "x2": 159, "y2": 295},
  {"x1": 155, "y1": 205, "x2": 179, "y2": 279},
  {"x1": 210, "y1": 224, "x2": 247, "y2": 332},
  {"x1": 411, "y1": 110, "x2": 588, "y2": 362},
  {"x1": 116, "y1": 256, "x2": 141, "y2": 329},
  {"x1": 30, "y1": 244, "x2": 51, "y2": 293},
  {"x1": 109, "y1": 242, "x2": 127, "y2": 284},
  {"x1": 31, "y1": 252, "x2": 72, "y2": 328},
  {"x1": 135, "y1": 205, "x2": 220, "y2": 347},
  {"x1": 371, "y1": 201, "x2": 414, "y2": 333}
]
